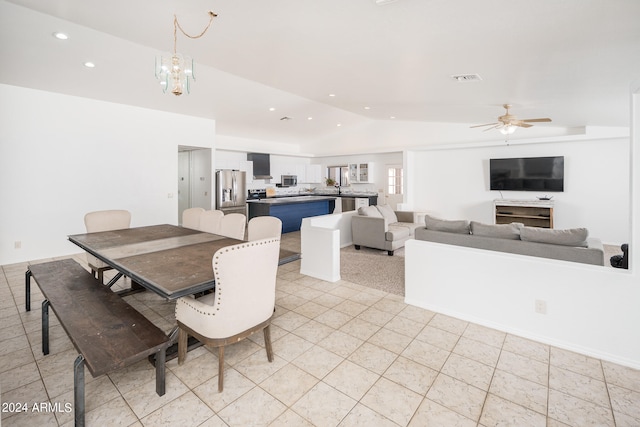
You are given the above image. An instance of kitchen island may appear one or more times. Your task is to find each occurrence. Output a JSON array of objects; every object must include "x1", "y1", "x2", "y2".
[{"x1": 247, "y1": 196, "x2": 337, "y2": 233}]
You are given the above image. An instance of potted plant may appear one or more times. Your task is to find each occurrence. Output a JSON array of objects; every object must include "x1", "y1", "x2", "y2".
[{"x1": 325, "y1": 177, "x2": 336, "y2": 186}]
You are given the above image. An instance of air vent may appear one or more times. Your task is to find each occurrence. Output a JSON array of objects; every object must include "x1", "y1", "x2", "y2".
[
  {"x1": 451, "y1": 74, "x2": 483, "y2": 82},
  {"x1": 280, "y1": 116, "x2": 292, "y2": 121}
]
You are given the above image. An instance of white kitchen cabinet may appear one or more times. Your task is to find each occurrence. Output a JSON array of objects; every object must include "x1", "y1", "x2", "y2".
[
  {"x1": 295, "y1": 165, "x2": 307, "y2": 182},
  {"x1": 355, "y1": 198, "x2": 369, "y2": 209},
  {"x1": 240, "y1": 160, "x2": 253, "y2": 183},
  {"x1": 348, "y1": 163, "x2": 372, "y2": 183},
  {"x1": 304, "y1": 164, "x2": 322, "y2": 183}
]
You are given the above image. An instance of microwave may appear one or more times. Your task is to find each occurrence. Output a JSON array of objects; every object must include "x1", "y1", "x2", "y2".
[{"x1": 281, "y1": 175, "x2": 297, "y2": 187}]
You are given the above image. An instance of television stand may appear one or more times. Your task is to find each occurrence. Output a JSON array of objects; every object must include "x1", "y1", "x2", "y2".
[{"x1": 494, "y1": 199, "x2": 554, "y2": 229}]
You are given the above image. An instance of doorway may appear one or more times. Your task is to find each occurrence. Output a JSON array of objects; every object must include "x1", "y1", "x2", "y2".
[{"x1": 178, "y1": 146, "x2": 212, "y2": 224}]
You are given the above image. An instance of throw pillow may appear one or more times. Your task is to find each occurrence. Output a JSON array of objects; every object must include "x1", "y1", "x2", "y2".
[
  {"x1": 424, "y1": 215, "x2": 470, "y2": 234},
  {"x1": 520, "y1": 226, "x2": 589, "y2": 247},
  {"x1": 358, "y1": 205, "x2": 383, "y2": 218},
  {"x1": 376, "y1": 204, "x2": 399, "y2": 224},
  {"x1": 470, "y1": 221, "x2": 523, "y2": 240}
]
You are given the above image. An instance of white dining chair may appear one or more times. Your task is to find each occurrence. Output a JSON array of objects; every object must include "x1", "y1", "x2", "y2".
[
  {"x1": 84, "y1": 209, "x2": 131, "y2": 283},
  {"x1": 218, "y1": 213, "x2": 246, "y2": 240},
  {"x1": 199, "y1": 210, "x2": 224, "y2": 234},
  {"x1": 182, "y1": 207, "x2": 205, "y2": 230},
  {"x1": 248, "y1": 216, "x2": 282, "y2": 241},
  {"x1": 175, "y1": 238, "x2": 280, "y2": 391}
]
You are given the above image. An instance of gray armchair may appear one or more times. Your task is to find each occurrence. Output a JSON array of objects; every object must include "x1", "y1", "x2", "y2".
[{"x1": 351, "y1": 205, "x2": 423, "y2": 255}]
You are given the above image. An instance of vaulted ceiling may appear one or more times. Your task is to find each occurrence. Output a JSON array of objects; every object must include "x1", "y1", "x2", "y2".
[{"x1": 2, "y1": 0, "x2": 639, "y2": 147}]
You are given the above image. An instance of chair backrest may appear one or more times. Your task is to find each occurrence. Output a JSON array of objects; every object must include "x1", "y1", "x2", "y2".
[
  {"x1": 210, "y1": 238, "x2": 280, "y2": 335},
  {"x1": 248, "y1": 216, "x2": 282, "y2": 241},
  {"x1": 84, "y1": 210, "x2": 131, "y2": 233},
  {"x1": 182, "y1": 207, "x2": 205, "y2": 230},
  {"x1": 218, "y1": 213, "x2": 246, "y2": 240},
  {"x1": 199, "y1": 210, "x2": 224, "y2": 234}
]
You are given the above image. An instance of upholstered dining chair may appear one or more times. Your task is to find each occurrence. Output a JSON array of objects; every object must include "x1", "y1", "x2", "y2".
[
  {"x1": 182, "y1": 207, "x2": 205, "y2": 230},
  {"x1": 218, "y1": 213, "x2": 246, "y2": 240},
  {"x1": 199, "y1": 210, "x2": 224, "y2": 234},
  {"x1": 248, "y1": 216, "x2": 282, "y2": 241},
  {"x1": 175, "y1": 238, "x2": 281, "y2": 391},
  {"x1": 84, "y1": 209, "x2": 131, "y2": 284}
]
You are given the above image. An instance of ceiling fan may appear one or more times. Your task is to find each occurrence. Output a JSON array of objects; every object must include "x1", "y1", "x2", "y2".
[{"x1": 471, "y1": 104, "x2": 552, "y2": 135}]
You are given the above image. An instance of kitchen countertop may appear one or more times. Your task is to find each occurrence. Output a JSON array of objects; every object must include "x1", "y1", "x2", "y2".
[
  {"x1": 247, "y1": 195, "x2": 337, "y2": 205},
  {"x1": 314, "y1": 193, "x2": 377, "y2": 198}
]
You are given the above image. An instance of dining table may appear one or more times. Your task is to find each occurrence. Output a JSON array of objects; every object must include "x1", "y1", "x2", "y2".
[{"x1": 67, "y1": 223, "x2": 300, "y2": 300}]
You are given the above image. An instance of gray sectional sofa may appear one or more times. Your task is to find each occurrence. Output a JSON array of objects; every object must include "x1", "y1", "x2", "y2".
[
  {"x1": 351, "y1": 205, "x2": 422, "y2": 255},
  {"x1": 414, "y1": 216, "x2": 605, "y2": 265}
]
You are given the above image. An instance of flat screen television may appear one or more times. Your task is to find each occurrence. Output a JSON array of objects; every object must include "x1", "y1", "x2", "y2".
[{"x1": 490, "y1": 156, "x2": 564, "y2": 192}]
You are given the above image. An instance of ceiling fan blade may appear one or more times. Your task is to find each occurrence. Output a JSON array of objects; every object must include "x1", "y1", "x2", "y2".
[
  {"x1": 470, "y1": 122, "x2": 498, "y2": 128},
  {"x1": 483, "y1": 125, "x2": 500, "y2": 132},
  {"x1": 517, "y1": 123, "x2": 533, "y2": 128},
  {"x1": 521, "y1": 118, "x2": 552, "y2": 123}
]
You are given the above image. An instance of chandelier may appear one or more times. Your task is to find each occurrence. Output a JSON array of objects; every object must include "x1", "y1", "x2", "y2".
[{"x1": 155, "y1": 11, "x2": 217, "y2": 96}]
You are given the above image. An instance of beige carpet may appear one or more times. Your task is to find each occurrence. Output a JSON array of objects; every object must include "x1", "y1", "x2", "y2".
[{"x1": 340, "y1": 245, "x2": 405, "y2": 296}]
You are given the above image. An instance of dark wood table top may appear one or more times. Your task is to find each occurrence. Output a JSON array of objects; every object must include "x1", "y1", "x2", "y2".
[{"x1": 69, "y1": 224, "x2": 299, "y2": 300}]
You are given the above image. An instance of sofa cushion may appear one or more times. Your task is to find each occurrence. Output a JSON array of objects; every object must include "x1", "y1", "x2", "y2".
[
  {"x1": 394, "y1": 222, "x2": 422, "y2": 236},
  {"x1": 358, "y1": 205, "x2": 383, "y2": 218},
  {"x1": 470, "y1": 221, "x2": 523, "y2": 240},
  {"x1": 385, "y1": 225, "x2": 411, "y2": 241},
  {"x1": 425, "y1": 215, "x2": 470, "y2": 234},
  {"x1": 520, "y1": 226, "x2": 589, "y2": 247},
  {"x1": 376, "y1": 204, "x2": 398, "y2": 224}
]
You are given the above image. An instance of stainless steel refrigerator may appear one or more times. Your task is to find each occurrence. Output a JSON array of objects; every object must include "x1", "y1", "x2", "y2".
[{"x1": 215, "y1": 170, "x2": 247, "y2": 216}]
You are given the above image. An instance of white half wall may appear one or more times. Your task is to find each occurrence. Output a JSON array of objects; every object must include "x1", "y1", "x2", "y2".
[
  {"x1": 0, "y1": 84, "x2": 216, "y2": 264},
  {"x1": 405, "y1": 239, "x2": 640, "y2": 368}
]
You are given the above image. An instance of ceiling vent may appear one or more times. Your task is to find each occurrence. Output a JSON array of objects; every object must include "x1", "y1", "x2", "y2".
[{"x1": 452, "y1": 74, "x2": 483, "y2": 82}]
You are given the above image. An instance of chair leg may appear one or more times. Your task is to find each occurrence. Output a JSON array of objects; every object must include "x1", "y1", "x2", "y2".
[
  {"x1": 177, "y1": 328, "x2": 188, "y2": 365},
  {"x1": 218, "y1": 346, "x2": 225, "y2": 392},
  {"x1": 264, "y1": 325, "x2": 274, "y2": 362}
]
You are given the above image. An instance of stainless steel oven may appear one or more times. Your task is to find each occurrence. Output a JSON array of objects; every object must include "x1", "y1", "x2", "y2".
[{"x1": 281, "y1": 175, "x2": 297, "y2": 187}]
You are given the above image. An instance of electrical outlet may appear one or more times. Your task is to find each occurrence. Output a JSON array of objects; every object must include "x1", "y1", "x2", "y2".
[
  {"x1": 14, "y1": 241, "x2": 22, "y2": 249},
  {"x1": 535, "y1": 299, "x2": 547, "y2": 314}
]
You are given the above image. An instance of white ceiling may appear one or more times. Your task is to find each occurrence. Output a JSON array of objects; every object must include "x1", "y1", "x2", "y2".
[{"x1": 2, "y1": 0, "x2": 640, "y2": 147}]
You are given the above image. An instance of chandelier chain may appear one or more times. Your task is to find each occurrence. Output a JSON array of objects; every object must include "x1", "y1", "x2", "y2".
[{"x1": 172, "y1": 11, "x2": 217, "y2": 54}]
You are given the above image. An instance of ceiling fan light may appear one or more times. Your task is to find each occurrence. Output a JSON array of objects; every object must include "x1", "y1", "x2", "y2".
[{"x1": 500, "y1": 125, "x2": 517, "y2": 135}]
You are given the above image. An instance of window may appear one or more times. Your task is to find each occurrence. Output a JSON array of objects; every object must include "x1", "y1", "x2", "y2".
[
  {"x1": 327, "y1": 165, "x2": 350, "y2": 186},
  {"x1": 388, "y1": 166, "x2": 403, "y2": 195}
]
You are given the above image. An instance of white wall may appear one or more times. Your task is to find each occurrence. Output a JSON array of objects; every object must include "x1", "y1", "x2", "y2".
[
  {"x1": 405, "y1": 239, "x2": 640, "y2": 368},
  {"x1": 405, "y1": 135, "x2": 630, "y2": 244},
  {"x1": 0, "y1": 85, "x2": 215, "y2": 264}
]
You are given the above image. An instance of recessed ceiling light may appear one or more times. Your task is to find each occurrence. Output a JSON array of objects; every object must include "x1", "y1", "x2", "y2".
[
  {"x1": 364, "y1": 106, "x2": 371, "y2": 110},
  {"x1": 307, "y1": 117, "x2": 313, "y2": 120},
  {"x1": 337, "y1": 123, "x2": 342, "y2": 127},
  {"x1": 53, "y1": 32, "x2": 69, "y2": 40},
  {"x1": 390, "y1": 116, "x2": 396, "y2": 119},
  {"x1": 329, "y1": 94, "x2": 336, "y2": 97},
  {"x1": 269, "y1": 107, "x2": 275, "y2": 111},
  {"x1": 83, "y1": 62, "x2": 96, "y2": 68}
]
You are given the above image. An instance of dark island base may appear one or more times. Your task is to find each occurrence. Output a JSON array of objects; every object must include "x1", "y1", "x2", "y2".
[{"x1": 248, "y1": 199, "x2": 336, "y2": 233}]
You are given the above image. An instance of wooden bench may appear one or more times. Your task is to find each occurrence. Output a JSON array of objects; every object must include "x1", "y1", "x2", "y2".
[{"x1": 26, "y1": 259, "x2": 169, "y2": 427}]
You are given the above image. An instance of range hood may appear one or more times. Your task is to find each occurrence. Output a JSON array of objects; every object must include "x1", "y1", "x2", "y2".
[{"x1": 247, "y1": 153, "x2": 272, "y2": 179}]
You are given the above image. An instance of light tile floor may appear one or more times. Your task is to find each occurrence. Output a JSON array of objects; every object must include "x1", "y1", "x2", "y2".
[{"x1": 1, "y1": 232, "x2": 639, "y2": 426}]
